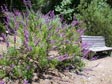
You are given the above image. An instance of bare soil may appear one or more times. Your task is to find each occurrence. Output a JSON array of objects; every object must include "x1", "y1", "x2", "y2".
[
  {"x1": 0, "y1": 37, "x2": 112, "y2": 84},
  {"x1": 33, "y1": 57, "x2": 112, "y2": 84}
]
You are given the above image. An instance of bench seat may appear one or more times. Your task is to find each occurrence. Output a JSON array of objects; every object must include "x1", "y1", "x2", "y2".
[
  {"x1": 81, "y1": 35, "x2": 112, "y2": 52},
  {"x1": 89, "y1": 47, "x2": 112, "y2": 52}
]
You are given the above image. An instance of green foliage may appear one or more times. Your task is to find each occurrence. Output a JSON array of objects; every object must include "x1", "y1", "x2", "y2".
[
  {"x1": 55, "y1": 0, "x2": 80, "y2": 21},
  {"x1": 55, "y1": 0, "x2": 74, "y2": 20},
  {"x1": 0, "y1": 70, "x2": 6, "y2": 78},
  {"x1": 31, "y1": 0, "x2": 47, "y2": 10},
  {"x1": 0, "y1": 9, "x2": 85, "y2": 81},
  {"x1": 77, "y1": 0, "x2": 112, "y2": 46},
  {"x1": 0, "y1": 23, "x2": 5, "y2": 34},
  {"x1": 32, "y1": 0, "x2": 60, "y2": 13},
  {"x1": 73, "y1": 56, "x2": 85, "y2": 71},
  {"x1": 107, "y1": 0, "x2": 112, "y2": 7},
  {"x1": 5, "y1": 0, "x2": 25, "y2": 10}
]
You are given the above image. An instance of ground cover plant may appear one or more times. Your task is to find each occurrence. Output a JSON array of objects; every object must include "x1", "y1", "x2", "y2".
[{"x1": 0, "y1": 5, "x2": 89, "y2": 83}]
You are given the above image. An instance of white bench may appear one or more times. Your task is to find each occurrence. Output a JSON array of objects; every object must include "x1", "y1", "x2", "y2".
[{"x1": 81, "y1": 35, "x2": 112, "y2": 53}]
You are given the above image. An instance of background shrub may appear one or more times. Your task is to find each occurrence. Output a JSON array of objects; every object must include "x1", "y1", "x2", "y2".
[
  {"x1": 77, "y1": 0, "x2": 112, "y2": 46},
  {"x1": 55, "y1": 0, "x2": 80, "y2": 22}
]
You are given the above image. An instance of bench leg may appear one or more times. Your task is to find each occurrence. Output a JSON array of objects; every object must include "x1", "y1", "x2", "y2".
[
  {"x1": 106, "y1": 51, "x2": 112, "y2": 56},
  {"x1": 110, "y1": 51, "x2": 112, "y2": 57},
  {"x1": 88, "y1": 51, "x2": 96, "y2": 59}
]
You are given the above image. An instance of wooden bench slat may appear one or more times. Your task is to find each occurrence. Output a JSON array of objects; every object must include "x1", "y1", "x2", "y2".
[
  {"x1": 89, "y1": 47, "x2": 112, "y2": 52},
  {"x1": 81, "y1": 35, "x2": 112, "y2": 52}
]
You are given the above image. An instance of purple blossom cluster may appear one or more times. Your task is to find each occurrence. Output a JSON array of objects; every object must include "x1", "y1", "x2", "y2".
[
  {"x1": 23, "y1": 0, "x2": 32, "y2": 8},
  {"x1": 81, "y1": 42, "x2": 91, "y2": 58},
  {"x1": 0, "y1": 54, "x2": 3, "y2": 59},
  {"x1": 24, "y1": 28, "x2": 29, "y2": 49},
  {"x1": 0, "y1": 3, "x2": 88, "y2": 80},
  {"x1": 56, "y1": 54, "x2": 69, "y2": 61},
  {"x1": 23, "y1": 79, "x2": 29, "y2": 84},
  {"x1": 0, "y1": 80, "x2": 5, "y2": 84},
  {"x1": 71, "y1": 20, "x2": 79, "y2": 27},
  {"x1": 77, "y1": 28, "x2": 85, "y2": 36},
  {"x1": 1, "y1": 33, "x2": 9, "y2": 47}
]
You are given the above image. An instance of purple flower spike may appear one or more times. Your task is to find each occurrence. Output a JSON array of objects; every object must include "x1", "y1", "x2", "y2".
[
  {"x1": 1, "y1": 6, "x2": 5, "y2": 12},
  {"x1": 1, "y1": 33, "x2": 6, "y2": 41},
  {"x1": 11, "y1": 64, "x2": 15, "y2": 69},
  {"x1": 50, "y1": 40, "x2": 55, "y2": 44},
  {"x1": 24, "y1": 28, "x2": 29, "y2": 40},
  {"x1": 77, "y1": 28, "x2": 85, "y2": 36},
  {"x1": 57, "y1": 54, "x2": 69, "y2": 61},
  {"x1": 35, "y1": 39, "x2": 40, "y2": 46},
  {"x1": 71, "y1": 20, "x2": 79, "y2": 27},
  {"x1": 82, "y1": 49, "x2": 90, "y2": 58},
  {"x1": 6, "y1": 41, "x2": 9, "y2": 48},
  {"x1": 42, "y1": 15, "x2": 50, "y2": 23},
  {"x1": 81, "y1": 42, "x2": 89, "y2": 49},
  {"x1": 48, "y1": 26, "x2": 52, "y2": 31},
  {"x1": 0, "y1": 80, "x2": 5, "y2": 84},
  {"x1": 28, "y1": 46, "x2": 32, "y2": 51},
  {"x1": 1, "y1": 4, "x2": 8, "y2": 12},
  {"x1": 23, "y1": 0, "x2": 32, "y2": 8},
  {"x1": 0, "y1": 54, "x2": 3, "y2": 59},
  {"x1": 1, "y1": 33, "x2": 9, "y2": 47},
  {"x1": 56, "y1": 28, "x2": 60, "y2": 33},
  {"x1": 59, "y1": 14, "x2": 64, "y2": 22},
  {"x1": 59, "y1": 33, "x2": 64, "y2": 38},
  {"x1": 14, "y1": 10, "x2": 21, "y2": 16},
  {"x1": 81, "y1": 42, "x2": 90, "y2": 58},
  {"x1": 46, "y1": 10, "x2": 55, "y2": 19},
  {"x1": 24, "y1": 39, "x2": 29, "y2": 49},
  {"x1": 14, "y1": 34, "x2": 16, "y2": 44},
  {"x1": 15, "y1": 22, "x2": 19, "y2": 30},
  {"x1": 50, "y1": 10, "x2": 55, "y2": 18},
  {"x1": 90, "y1": 56, "x2": 99, "y2": 61},
  {"x1": 73, "y1": 16, "x2": 77, "y2": 20},
  {"x1": 23, "y1": 79, "x2": 29, "y2": 84}
]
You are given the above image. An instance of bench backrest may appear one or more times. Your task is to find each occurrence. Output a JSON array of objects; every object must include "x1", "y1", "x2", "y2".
[{"x1": 81, "y1": 36, "x2": 106, "y2": 48}]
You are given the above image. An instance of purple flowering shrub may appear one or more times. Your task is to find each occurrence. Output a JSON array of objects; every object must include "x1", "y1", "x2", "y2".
[{"x1": 0, "y1": 8, "x2": 86, "y2": 81}]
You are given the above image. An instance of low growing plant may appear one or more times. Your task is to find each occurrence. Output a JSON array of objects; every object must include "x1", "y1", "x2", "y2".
[{"x1": 0, "y1": 8, "x2": 86, "y2": 82}]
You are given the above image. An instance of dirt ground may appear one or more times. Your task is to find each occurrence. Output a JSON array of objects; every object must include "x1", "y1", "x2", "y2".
[
  {"x1": 33, "y1": 57, "x2": 112, "y2": 84},
  {"x1": 0, "y1": 37, "x2": 112, "y2": 84}
]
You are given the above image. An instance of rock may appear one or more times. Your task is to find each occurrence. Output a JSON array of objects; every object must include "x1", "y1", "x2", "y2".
[
  {"x1": 48, "y1": 50, "x2": 59, "y2": 56},
  {"x1": 39, "y1": 79, "x2": 51, "y2": 84},
  {"x1": 32, "y1": 73, "x2": 38, "y2": 81},
  {"x1": 32, "y1": 82, "x2": 38, "y2": 84}
]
